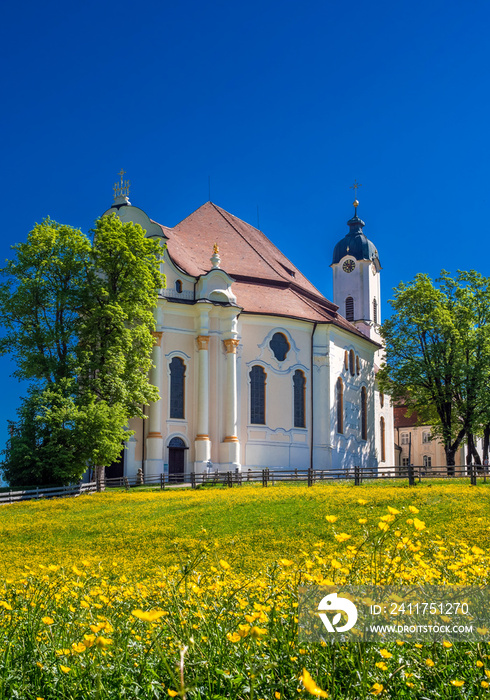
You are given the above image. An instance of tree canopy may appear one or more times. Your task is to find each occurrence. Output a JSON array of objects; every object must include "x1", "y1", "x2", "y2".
[
  {"x1": 379, "y1": 270, "x2": 490, "y2": 467},
  {"x1": 0, "y1": 215, "x2": 165, "y2": 487}
]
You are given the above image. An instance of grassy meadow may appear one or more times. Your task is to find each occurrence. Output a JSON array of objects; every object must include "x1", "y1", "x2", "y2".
[{"x1": 1, "y1": 481, "x2": 490, "y2": 698}]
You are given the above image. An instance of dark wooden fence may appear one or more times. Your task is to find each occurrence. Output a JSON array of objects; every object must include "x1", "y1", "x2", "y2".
[
  {"x1": 104, "y1": 463, "x2": 489, "y2": 491},
  {"x1": 0, "y1": 481, "x2": 97, "y2": 505},
  {"x1": 2, "y1": 463, "x2": 486, "y2": 504}
]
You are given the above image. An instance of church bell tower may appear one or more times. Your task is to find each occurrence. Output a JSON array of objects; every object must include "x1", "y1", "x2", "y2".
[{"x1": 331, "y1": 187, "x2": 382, "y2": 343}]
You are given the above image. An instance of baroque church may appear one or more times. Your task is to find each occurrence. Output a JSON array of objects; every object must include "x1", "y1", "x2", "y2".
[{"x1": 104, "y1": 184, "x2": 394, "y2": 480}]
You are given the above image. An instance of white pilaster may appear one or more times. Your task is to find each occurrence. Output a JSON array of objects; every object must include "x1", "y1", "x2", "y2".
[
  {"x1": 220, "y1": 338, "x2": 241, "y2": 470},
  {"x1": 145, "y1": 331, "x2": 164, "y2": 476},
  {"x1": 195, "y1": 334, "x2": 211, "y2": 469}
]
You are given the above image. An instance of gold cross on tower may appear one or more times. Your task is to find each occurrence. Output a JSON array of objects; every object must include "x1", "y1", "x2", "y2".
[
  {"x1": 350, "y1": 179, "x2": 362, "y2": 212},
  {"x1": 113, "y1": 169, "x2": 131, "y2": 201}
]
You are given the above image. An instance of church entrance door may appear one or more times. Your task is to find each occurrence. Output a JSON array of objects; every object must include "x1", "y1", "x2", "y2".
[{"x1": 168, "y1": 437, "x2": 186, "y2": 482}]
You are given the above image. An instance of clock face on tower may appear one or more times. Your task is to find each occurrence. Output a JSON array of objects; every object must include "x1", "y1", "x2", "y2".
[{"x1": 342, "y1": 259, "x2": 356, "y2": 273}]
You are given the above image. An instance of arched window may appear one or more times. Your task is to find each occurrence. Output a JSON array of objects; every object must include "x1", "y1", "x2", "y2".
[
  {"x1": 270, "y1": 332, "x2": 290, "y2": 361},
  {"x1": 380, "y1": 391, "x2": 384, "y2": 407},
  {"x1": 344, "y1": 351, "x2": 348, "y2": 370},
  {"x1": 168, "y1": 437, "x2": 186, "y2": 448},
  {"x1": 356, "y1": 355, "x2": 360, "y2": 375},
  {"x1": 250, "y1": 366, "x2": 266, "y2": 424},
  {"x1": 345, "y1": 296, "x2": 354, "y2": 321},
  {"x1": 175, "y1": 280, "x2": 183, "y2": 293},
  {"x1": 169, "y1": 357, "x2": 186, "y2": 418},
  {"x1": 349, "y1": 349, "x2": 355, "y2": 376},
  {"x1": 373, "y1": 298, "x2": 378, "y2": 325},
  {"x1": 361, "y1": 386, "x2": 367, "y2": 440},
  {"x1": 293, "y1": 370, "x2": 306, "y2": 428},
  {"x1": 380, "y1": 416, "x2": 386, "y2": 462},
  {"x1": 336, "y1": 378, "x2": 343, "y2": 434}
]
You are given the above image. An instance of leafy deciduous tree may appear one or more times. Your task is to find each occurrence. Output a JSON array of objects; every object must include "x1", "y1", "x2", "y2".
[{"x1": 0, "y1": 214, "x2": 165, "y2": 487}]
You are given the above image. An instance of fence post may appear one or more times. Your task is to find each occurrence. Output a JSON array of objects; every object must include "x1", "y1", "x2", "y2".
[
  {"x1": 124, "y1": 477, "x2": 129, "y2": 490},
  {"x1": 295, "y1": 468, "x2": 298, "y2": 480},
  {"x1": 247, "y1": 469, "x2": 251, "y2": 482},
  {"x1": 160, "y1": 473, "x2": 164, "y2": 490},
  {"x1": 354, "y1": 465, "x2": 360, "y2": 486},
  {"x1": 470, "y1": 463, "x2": 477, "y2": 486},
  {"x1": 307, "y1": 467, "x2": 313, "y2": 487},
  {"x1": 191, "y1": 472, "x2": 196, "y2": 489},
  {"x1": 408, "y1": 464, "x2": 415, "y2": 487},
  {"x1": 9, "y1": 489, "x2": 12, "y2": 504}
]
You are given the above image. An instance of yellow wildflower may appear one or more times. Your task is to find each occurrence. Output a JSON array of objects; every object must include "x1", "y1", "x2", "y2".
[
  {"x1": 334, "y1": 533, "x2": 351, "y2": 543},
  {"x1": 42, "y1": 616, "x2": 54, "y2": 625},
  {"x1": 387, "y1": 507, "x2": 400, "y2": 515},
  {"x1": 371, "y1": 683, "x2": 383, "y2": 695},
  {"x1": 425, "y1": 659, "x2": 434, "y2": 667},
  {"x1": 413, "y1": 518, "x2": 426, "y2": 531},
  {"x1": 226, "y1": 632, "x2": 241, "y2": 643},
  {"x1": 357, "y1": 499, "x2": 368, "y2": 505},
  {"x1": 358, "y1": 518, "x2": 367, "y2": 524},
  {"x1": 300, "y1": 668, "x2": 328, "y2": 698},
  {"x1": 379, "y1": 649, "x2": 392, "y2": 659},
  {"x1": 408, "y1": 506, "x2": 419, "y2": 514},
  {"x1": 59, "y1": 665, "x2": 71, "y2": 674},
  {"x1": 450, "y1": 680, "x2": 464, "y2": 687},
  {"x1": 325, "y1": 516, "x2": 338, "y2": 523},
  {"x1": 95, "y1": 636, "x2": 113, "y2": 649},
  {"x1": 219, "y1": 559, "x2": 230, "y2": 570},
  {"x1": 132, "y1": 609, "x2": 165, "y2": 622}
]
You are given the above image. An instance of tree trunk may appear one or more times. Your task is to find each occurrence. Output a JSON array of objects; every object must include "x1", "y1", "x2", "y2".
[
  {"x1": 95, "y1": 465, "x2": 105, "y2": 492},
  {"x1": 467, "y1": 432, "x2": 482, "y2": 465},
  {"x1": 483, "y1": 423, "x2": 490, "y2": 463},
  {"x1": 445, "y1": 448, "x2": 456, "y2": 477}
]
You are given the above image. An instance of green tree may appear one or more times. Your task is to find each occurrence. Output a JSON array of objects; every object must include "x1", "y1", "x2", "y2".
[
  {"x1": 0, "y1": 215, "x2": 165, "y2": 487},
  {"x1": 379, "y1": 270, "x2": 490, "y2": 470}
]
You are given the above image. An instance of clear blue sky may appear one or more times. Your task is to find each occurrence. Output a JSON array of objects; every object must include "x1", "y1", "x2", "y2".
[{"x1": 0, "y1": 0, "x2": 489, "y2": 464}]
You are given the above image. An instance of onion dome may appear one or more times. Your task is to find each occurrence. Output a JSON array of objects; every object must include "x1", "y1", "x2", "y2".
[{"x1": 332, "y1": 205, "x2": 380, "y2": 266}]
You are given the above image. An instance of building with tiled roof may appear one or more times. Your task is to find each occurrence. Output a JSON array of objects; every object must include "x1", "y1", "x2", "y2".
[{"x1": 104, "y1": 190, "x2": 394, "y2": 479}]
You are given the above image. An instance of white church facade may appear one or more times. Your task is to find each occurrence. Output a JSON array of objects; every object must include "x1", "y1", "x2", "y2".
[{"x1": 104, "y1": 192, "x2": 394, "y2": 480}]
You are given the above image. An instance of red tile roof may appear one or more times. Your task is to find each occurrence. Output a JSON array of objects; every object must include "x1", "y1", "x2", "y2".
[
  {"x1": 156, "y1": 202, "x2": 378, "y2": 340},
  {"x1": 394, "y1": 406, "x2": 423, "y2": 428}
]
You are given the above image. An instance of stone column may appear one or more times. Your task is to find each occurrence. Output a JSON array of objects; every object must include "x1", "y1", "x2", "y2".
[
  {"x1": 221, "y1": 338, "x2": 241, "y2": 470},
  {"x1": 194, "y1": 335, "x2": 211, "y2": 469},
  {"x1": 145, "y1": 331, "x2": 164, "y2": 477}
]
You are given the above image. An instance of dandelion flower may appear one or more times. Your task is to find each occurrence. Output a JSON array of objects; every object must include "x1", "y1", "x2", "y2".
[
  {"x1": 413, "y1": 518, "x2": 426, "y2": 531},
  {"x1": 387, "y1": 507, "x2": 400, "y2": 515},
  {"x1": 42, "y1": 617, "x2": 54, "y2": 625},
  {"x1": 325, "y1": 516, "x2": 338, "y2": 523},
  {"x1": 358, "y1": 518, "x2": 367, "y2": 524},
  {"x1": 408, "y1": 506, "x2": 419, "y2": 514},
  {"x1": 358, "y1": 499, "x2": 368, "y2": 505}
]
